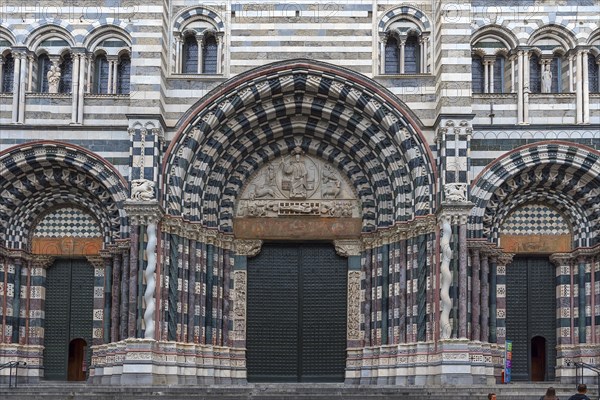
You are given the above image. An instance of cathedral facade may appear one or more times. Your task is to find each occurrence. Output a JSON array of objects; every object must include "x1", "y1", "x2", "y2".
[{"x1": 0, "y1": 0, "x2": 599, "y2": 385}]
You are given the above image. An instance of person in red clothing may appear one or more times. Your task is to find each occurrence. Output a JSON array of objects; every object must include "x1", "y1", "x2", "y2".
[{"x1": 568, "y1": 384, "x2": 591, "y2": 400}]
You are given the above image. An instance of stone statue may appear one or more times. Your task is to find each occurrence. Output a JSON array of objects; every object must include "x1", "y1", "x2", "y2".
[
  {"x1": 321, "y1": 164, "x2": 341, "y2": 199},
  {"x1": 444, "y1": 183, "x2": 467, "y2": 202},
  {"x1": 283, "y1": 147, "x2": 308, "y2": 199},
  {"x1": 541, "y1": 64, "x2": 552, "y2": 93},
  {"x1": 47, "y1": 64, "x2": 61, "y2": 93},
  {"x1": 131, "y1": 178, "x2": 155, "y2": 201}
]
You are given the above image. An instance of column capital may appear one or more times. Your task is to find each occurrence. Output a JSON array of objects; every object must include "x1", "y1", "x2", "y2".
[
  {"x1": 234, "y1": 239, "x2": 263, "y2": 257},
  {"x1": 334, "y1": 239, "x2": 362, "y2": 257},
  {"x1": 124, "y1": 201, "x2": 164, "y2": 226}
]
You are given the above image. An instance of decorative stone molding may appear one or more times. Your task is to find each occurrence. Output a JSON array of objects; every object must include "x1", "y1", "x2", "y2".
[
  {"x1": 236, "y1": 152, "x2": 360, "y2": 218},
  {"x1": 124, "y1": 201, "x2": 164, "y2": 226},
  {"x1": 160, "y1": 216, "x2": 235, "y2": 249},
  {"x1": 334, "y1": 240, "x2": 362, "y2": 257},
  {"x1": 347, "y1": 271, "x2": 362, "y2": 340},
  {"x1": 232, "y1": 271, "x2": 247, "y2": 342},
  {"x1": 234, "y1": 240, "x2": 263, "y2": 257}
]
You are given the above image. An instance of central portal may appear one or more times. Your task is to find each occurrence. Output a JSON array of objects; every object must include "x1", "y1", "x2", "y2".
[{"x1": 246, "y1": 243, "x2": 347, "y2": 382}]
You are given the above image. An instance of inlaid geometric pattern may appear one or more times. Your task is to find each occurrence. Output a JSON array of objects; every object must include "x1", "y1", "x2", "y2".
[
  {"x1": 33, "y1": 207, "x2": 102, "y2": 238},
  {"x1": 470, "y1": 142, "x2": 600, "y2": 248},
  {"x1": 0, "y1": 141, "x2": 129, "y2": 249},
  {"x1": 500, "y1": 203, "x2": 570, "y2": 236},
  {"x1": 165, "y1": 60, "x2": 435, "y2": 232}
]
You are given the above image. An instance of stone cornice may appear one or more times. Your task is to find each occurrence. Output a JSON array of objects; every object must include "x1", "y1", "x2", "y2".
[
  {"x1": 160, "y1": 215, "x2": 235, "y2": 249},
  {"x1": 550, "y1": 244, "x2": 600, "y2": 265}
]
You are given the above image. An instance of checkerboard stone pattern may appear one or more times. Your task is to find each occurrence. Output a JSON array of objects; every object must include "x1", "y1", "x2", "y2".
[
  {"x1": 33, "y1": 207, "x2": 102, "y2": 238},
  {"x1": 500, "y1": 203, "x2": 570, "y2": 236}
]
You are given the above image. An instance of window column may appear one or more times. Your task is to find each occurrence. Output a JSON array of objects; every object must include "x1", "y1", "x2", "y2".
[
  {"x1": 576, "y1": 49, "x2": 583, "y2": 124},
  {"x1": 11, "y1": 51, "x2": 22, "y2": 123},
  {"x1": 107, "y1": 56, "x2": 117, "y2": 94},
  {"x1": 196, "y1": 34, "x2": 204, "y2": 74},
  {"x1": 582, "y1": 49, "x2": 590, "y2": 123},
  {"x1": 86, "y1": 54, "x2": 92, "y2": 94},
  {"x1": 175, "y1": 34, "x2": 182, "y2": 73},
  {"x1": 71, "y1": 52, "x2": 81, "y2": 124},
  {"x1": 523, "y1": 49, "x2": 530, "y2": 124},
  {"x1": 378, "y1": 33, "x2": 386, "y2": 75},
  {"x1": 569, "y1": 54, "x2": 575, "y2": 92},
  {"x1": 517, "y1": 50, "x2": 524, "y2": 123},
  {"x1": 510, "y1": 54, "x2": 516, "y2": 93},
  {"x1": 216, "y1": 32, "x2": 224, "y2": 74},
  {"x1": 419, "y1": 36, "x2": 428, "y2": 73},
  {"x1": 78, "y1": 53, "x2": 86, "y2": 122},
  {"x1": 0, "y1": 56, "x2": 4, "y2": 92},
  {"x1": 399, "y1": 39, "x2": 405, "y2": 74}
]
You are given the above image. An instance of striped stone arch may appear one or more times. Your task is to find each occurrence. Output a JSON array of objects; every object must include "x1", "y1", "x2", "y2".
[
  {"x1": 164, "y1": 59, "x2": 436, "y2": 233},
  {"x1": 0, "y1": 141, "x2": 129, "y2": 250},
  {"x1": 82, "y1": 20, "x2": 134, "y2": 46},
  {"x1": 378, "y1": 6, "x2": 431, "y2": 32},
  {"x1": 173, "y1": 6, "x2": 225, "y2": 32},
  {"x1": 527, "y1": 24, "x2": 578, "y2": 51},
  {"x1": 470, "y1": 142, "x2": 600, "y2": 248},
  {"x1": 471, "y1": 24, "x2": 519, "y2": 52},
  {"x1": 21, "y1": 19, "x2": 75, "y2": 47}
]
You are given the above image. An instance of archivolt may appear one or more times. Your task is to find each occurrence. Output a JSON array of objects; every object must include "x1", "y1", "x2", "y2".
[
  {"x1": 164, "y1": 59, "x2": 436, "y2": 232},
  {"x1": 0, "y1": 141, "x2": 129, "y2": 250},
  {"x1": 470, "y1": 141, "x2": 600, "y2": 248}
]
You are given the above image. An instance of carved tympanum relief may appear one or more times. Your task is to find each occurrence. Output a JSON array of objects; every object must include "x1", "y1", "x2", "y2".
[{"x1": 236, "y1": 147, "x2": 361, "y2": 218}]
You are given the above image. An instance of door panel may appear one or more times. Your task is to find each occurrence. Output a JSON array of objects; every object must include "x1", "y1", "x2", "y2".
[
  {"x1": 247, "y1": 243, "x2": 347, "y2": 382},
  {"x1": 506, "y1": 257, "x2": 556, "y2": 381},
  {"x1": 43, "y1": 259, "x2": 94, "y2": 381}
]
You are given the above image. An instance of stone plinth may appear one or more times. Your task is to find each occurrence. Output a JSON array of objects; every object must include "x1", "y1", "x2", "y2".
[
  {"x1": 0, "y1": 344, "x2": 43, "y2": 384},
  {"x1": 89, "y1": 339, "x2": 246, "y2": 385},
  {"x1": 345, "y1": 340, "x2": 499, "y2": 385}
]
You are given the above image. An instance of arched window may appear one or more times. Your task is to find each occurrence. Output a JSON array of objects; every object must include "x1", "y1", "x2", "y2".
[
  {"x1": 384, "y1": 36, "x2": 399, "y2": 74},
  {"x1": 202, "y1": 35, "x2": 218, "y2": 74},
  {"x1": 529, "y1": 53, "x2": 541, "y2": 93},
  {"x1": 493, "y1": 56, "x2": 505, "y2": 93},
  {"x1": 472, "y1": 56, "x2": 484, "y2": 93},
  {"x1": 58, "y1": 53, "x2": 73, "y2": 94},
  {"x1": 588, "y1": 53, "x2": 599, "y2": 93},
  {"x1": 182, "y1": 35, "x2": 198, "y2": 74},
  {"x1": 37, "y1": 53, "x2": 51, "y2": 92},
  {"x1": 93, "y1": 55, "x2": 109, "y2": 94},
  {"x1": 1, "y1": 53, "x2": 14, "y2": 93},
  {"x1": 404, "y1": 35, "x2": 420, "y2": 74},
  {"x1": 116, "y1": 54, "x2": 131, "y2": 94}
]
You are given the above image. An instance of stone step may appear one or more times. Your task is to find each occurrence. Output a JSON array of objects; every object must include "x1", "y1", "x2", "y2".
[{"x1": 0, "y1": 383, "x2": 597, "y2": 400}]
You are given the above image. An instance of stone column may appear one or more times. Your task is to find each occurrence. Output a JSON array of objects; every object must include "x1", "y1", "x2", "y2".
[
  {"x1": 125, "y1": 202, "x2": 164, "y2": 339},
  {"x1": 510, "y1": 54, "x2": 516, "y2": 93},
  {"x1": 517, "y1": 50, "x2": 524, "y2": 123},
  {"x1": 216, "y1": 33, "x2": 224, "y2": 74},
  {"x1": 175, "y1": 35, "x2": 182, "y2": 73},
  {"x1": 77, "y1": 53, "x2": 86, "y2": 123},
  {"x1": 0, "y1": 55, "x2": 4, "y2": 91},
  {"x1": 489, "y1": 59, "x2": 495, "y2": 93},
  {"x1": 582, "y1": 49, "x2": 590, "y2": 124},
  {"x1": 576, "y1": 49, "x2": 583, "y2": 124},
  {"x1": 483, "y1": 59, "x2": 490, "y2": 94},
  {"x1": 569, "y1": 54, "x2": 575, "y2": 93},
  {"x1": 71, "y1": 52, "x2": 81, "y2": 124},
  {"x1": 86, "y1": 55, "x2": 93, "y2": 94},
  {"x1": 471, "y1": 248, "x2": 481, "y2": 341},
  {"x1": 378, "y1": 33, "x2": 386, "y2": 75},
  {"x1": 28, "y1": 255, "x2": 54, "y2": 346},
  {"x1": 494, "y1": 253, "x2": 513, "y2": 345},
  {"x1": 107, "y1": 56, "x2": 117, "y2": 94},
  {"x1": 11, "y1": 52, "x2": 21, "y2": 123},
  {"x1": 27, "y1": 55, "x2": 33, "y2": 93},
  {"x1": 523, "y1": 50, "x2": 530, "y2": 124},
  {"x1": 421, "y1": 36, "x2": 428, "y2": 73},
  {"x1": 196, "y1": 34, "x2": 203, "y2": 74},
  {"x1": 480, "y1": 251, "x2": 490, "y2": 342},
  {"x1": 578, "y1": 256, "x2": 587, "y2": 344},
  {"x1": 399, "y1": 39, "x2": 405, "y2": 74}
]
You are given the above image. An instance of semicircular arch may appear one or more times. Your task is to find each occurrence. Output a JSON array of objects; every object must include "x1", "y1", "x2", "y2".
[
  {"x1": 470, "y1": 141, "x2": 600, "y2": 248},
  {"x1": 0, "y1": 141, "x2": 129, "y2": 250},
  {"x1": 164, "y1": 59, "x2": 436, "y2": 232}
]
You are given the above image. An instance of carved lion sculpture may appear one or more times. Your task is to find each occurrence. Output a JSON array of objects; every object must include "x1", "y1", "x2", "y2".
[{"x1": 131, "y1": 178, "x2": 155, "y2": 201}]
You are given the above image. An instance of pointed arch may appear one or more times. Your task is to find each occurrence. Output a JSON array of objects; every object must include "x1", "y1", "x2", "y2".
[
  {"x1": 470, "y1": 141, "x2": 600, "y2": 248},
  {"x1": 164, "y1": 59, "x2": 436, "y2": 232},
  {"x1": 0, "y1": 141, "x2": 129, "y2": 250}
]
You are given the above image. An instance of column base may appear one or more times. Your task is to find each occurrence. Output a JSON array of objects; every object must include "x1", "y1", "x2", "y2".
[
  {"x1": 556, "y1": 344, "x2": 600, "y2": 384},
  {"x1": 345, "y1": 339, "x2": 501, "y2": 385},
  {"x1": 89, "y1": 339, "x2": 246, "y2": 385}
]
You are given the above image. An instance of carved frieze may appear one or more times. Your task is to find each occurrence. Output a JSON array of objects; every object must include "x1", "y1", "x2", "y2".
[{"x1": 236, "y1": 150, "x2": 361, "y2": 219}]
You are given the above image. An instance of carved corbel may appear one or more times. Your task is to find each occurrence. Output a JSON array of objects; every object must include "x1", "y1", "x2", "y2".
[
  {"x1": 234, "y1": 240, "x2": 263, "y2": 257},
  {"x1": 334, "y1": 240, "x2": 362, "y2": 257}
]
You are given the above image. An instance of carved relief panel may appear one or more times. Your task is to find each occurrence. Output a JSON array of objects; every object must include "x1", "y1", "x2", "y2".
[{"x1": 236, "y1": 147, "x2": 361, "y2": 219}]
